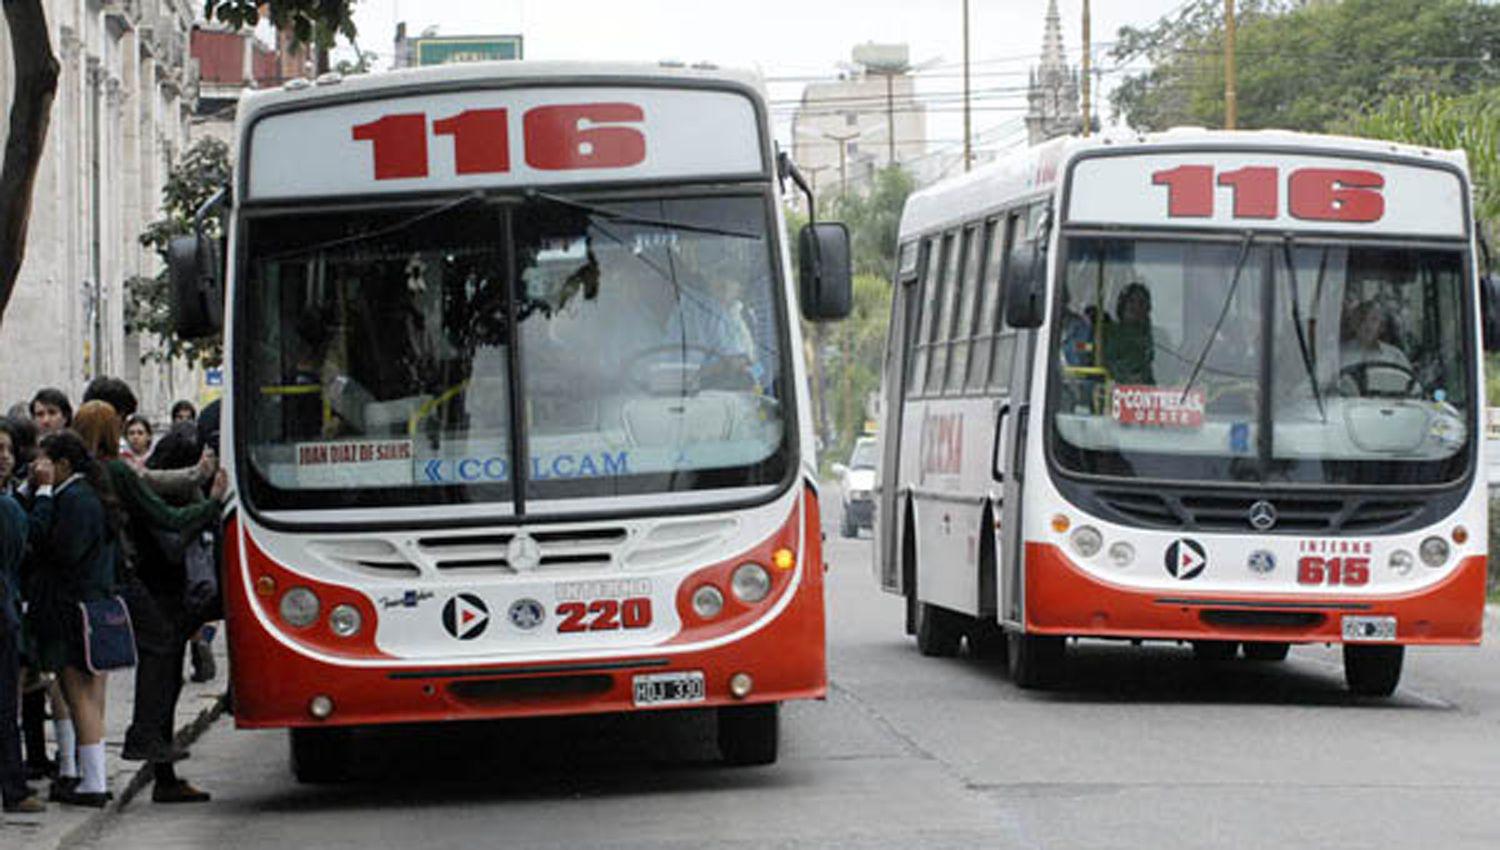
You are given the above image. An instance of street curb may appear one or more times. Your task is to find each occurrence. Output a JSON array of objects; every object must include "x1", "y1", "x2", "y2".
[{"x1": 54, "y1": 691, "x2": 229, "y2": 850}]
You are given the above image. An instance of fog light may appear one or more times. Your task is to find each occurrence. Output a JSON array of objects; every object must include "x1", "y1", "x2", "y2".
[
  {"x1": 1070, "y1": 526, "x2": 1103, "y2": 558},
  {"x1": 772, "y1": 547, "x2": 796, "y2": 571},
  {"x1": 691, "y1": 585, "x2": 724, "y2": 619},
  {"x1": 279, "y1": 587, "x2": 320, "y2": 628},
  {"x1": 1388, "y1": 550, "x2": 1415, "y2": 576},
  {"x1": 729, "y1": 672, "x2": 754, "y2": 699},
  {"x1": 255, "y1": 575, "x2": 276, "y2": 597},
  {"x1": 731, "y1": 563, "x2": 772, "y2": 603},
  {"x1": 308, "y1": 695, "x2": 334, "y2": 719},
  {"x1": 1419, "y1": 536, "x2": 1450, "y2": 567},
  {"x1": 329, "y1": 604, "x2": 362, "y2": 638},
  {"x1": 1107, "y1": 541, "x2": 1135, "y2": 568}
]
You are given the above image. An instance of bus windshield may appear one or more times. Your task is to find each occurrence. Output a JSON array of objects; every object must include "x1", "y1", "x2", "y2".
[
  {"x1": 1049, "y1": 235, "x2": 1471, "y2": 486},
  {"x1": 239, "y1": 193, "x2": 789, "y2": 511}
]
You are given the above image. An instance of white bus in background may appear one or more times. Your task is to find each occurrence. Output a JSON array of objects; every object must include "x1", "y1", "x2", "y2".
[
  {"x1": 168, "y1": 61, "x2": 851, "y2": 781},
  {"x1": 875, "y1": 128, "x2": 1498, "y2": 695}
]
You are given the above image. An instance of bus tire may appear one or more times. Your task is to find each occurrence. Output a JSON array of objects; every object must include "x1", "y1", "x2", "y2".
[
  {"x1": 915, "y1": 603, "x2": 963, "y2": 657},
  {"x1": 1007, "y1": 633, "x2": 1064, "y2": 689},
  {"x1": 289, "y1": 727, "x2": 355, "y2": 784},
  {"x1": 968, "y1": 621, "x2": 1009, "y2": 660},
  {"x1": 1343, "y1": 645, "x2": 1404, "y2": 697},
  {"x1": 1192, "y1": 640, "x2": 1240, "y2": 663},
  {"x1": 718, "y1": 703, "x2": 779, "y2": 766},
  {"x1": 1242, "y1": 641, "x2": 1291, "y2": 662}
]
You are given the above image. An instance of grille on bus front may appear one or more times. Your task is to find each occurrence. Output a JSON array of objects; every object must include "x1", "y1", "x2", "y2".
[
  {"x1": 1095, "y1": 491, "x2": 1425, "y2": 534},
  {"x1": 417, "y1": 529, "x2": 628, "y2": 573}
]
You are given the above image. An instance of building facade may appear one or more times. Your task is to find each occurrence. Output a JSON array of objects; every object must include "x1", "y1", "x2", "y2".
[
  {"x1": 0, "y1": 0, "x2": 199, "y2": 415},
  {"x1": 791, "y1": 43, "x2": 927, "y2": 202}
]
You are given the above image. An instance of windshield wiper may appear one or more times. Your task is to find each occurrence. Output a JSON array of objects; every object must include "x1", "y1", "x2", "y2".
[
  {"x1": 1282, "y1": 237, "x2": 1326, "y2": 421},
  {"x1": 524, "y1": 189, "x2": 760, "y2": 240},
  {"x1": 1181, "y1": 231, "x2": 1255, "y2": 402}
]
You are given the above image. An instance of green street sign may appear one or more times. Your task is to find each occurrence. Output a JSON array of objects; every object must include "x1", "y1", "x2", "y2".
[{"x1": 414, "y1": 36, "x2": 524, "y2": 66}]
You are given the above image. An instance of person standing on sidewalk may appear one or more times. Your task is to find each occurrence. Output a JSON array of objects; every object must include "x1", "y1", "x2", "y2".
[
  {"x1": 27, "y1": 429, "x2": 121, "y2": 807},
  {"x1": 74, "y1": 401, "x2": 226, "y2": 804},
  {"x1": 1, "y1": 443, "x2": 45, "y2": 813}
]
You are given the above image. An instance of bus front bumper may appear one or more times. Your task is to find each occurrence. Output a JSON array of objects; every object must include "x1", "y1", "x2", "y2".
[{"x1": 1024, "y1": 542, "x2": 1485, "y2": 645}]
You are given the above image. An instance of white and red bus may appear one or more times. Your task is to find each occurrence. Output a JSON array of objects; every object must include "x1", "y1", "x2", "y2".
[
  {"x1": 875, "y1": 129, "x2": 1495, "y2": 694},
  {"x1": 169, "y1": 62, "x2": 850, "y2": 780}
]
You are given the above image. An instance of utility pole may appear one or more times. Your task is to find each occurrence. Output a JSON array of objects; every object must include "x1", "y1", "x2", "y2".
[
  {"x1": 1224, "y1": 0, "x2": 1238, "y2": 130},
  {"x1": 1080, "y1": 0, "x2": 1091, "y2": 137},
  {"x1": 962, "y1": 0, "x2": 973, "y2": 171},
  {"x1": 825, "y1": 129, "x2": 861, "y2": 198}
]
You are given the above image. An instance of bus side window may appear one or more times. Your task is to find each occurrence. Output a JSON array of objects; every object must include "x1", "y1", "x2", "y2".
[
  {"x1": 988, "y1": 210, "x2": 1027, "y2": 390},
  {"x1": 947, "y1": 222, "x2": 987, "y2": 393},
  {"x1": 907, "y1": 235, "x2": 942, "y2": 398},
  {"x1": 925, "y1": 229, "x2": 964, "y2": 394},
  {"x1": 965, "y1": 217, "x2": 1003, "y2": 392}
]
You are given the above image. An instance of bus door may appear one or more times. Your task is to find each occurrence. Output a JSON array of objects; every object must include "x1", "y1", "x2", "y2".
[
  {"x1": 994, "y1": 204, "x2": 1048, "y2": 627},
  {"x1": 876, "y1": 240, "x2": 926, "y2": 592}
]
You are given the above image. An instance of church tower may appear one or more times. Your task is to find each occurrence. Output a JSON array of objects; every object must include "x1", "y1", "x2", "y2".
[{"x1": 1025, "y1": 0, "x2": 1083, "y2": 145}]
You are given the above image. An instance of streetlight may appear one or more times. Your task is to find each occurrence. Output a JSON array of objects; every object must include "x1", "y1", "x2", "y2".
[{"x1": 793, "y1": 124, "x2": 884, "y2": 199}]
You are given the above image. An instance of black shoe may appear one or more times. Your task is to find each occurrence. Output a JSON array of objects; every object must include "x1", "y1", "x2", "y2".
[
  {"x1": 121, "y1": 736, "x2": 189, "y2": 763},
  {"x1": 57, "y1": 786, "x2": 112, "y2": 808},
  {"x1": 48, "y1": 776, "x2": 79, "y2": 802},
  {"x1": 24, "y1": 758, "x2": 58, "y2": 781},
  {"x1": 190, "y1": 640, "x2": 217, "y2": 683},
  {"x1": 152, "y1": 780, "x2": 211, "y2": 804},
  {"x1": 2, "y1": 793, "x2": 46, "y2": 814}
]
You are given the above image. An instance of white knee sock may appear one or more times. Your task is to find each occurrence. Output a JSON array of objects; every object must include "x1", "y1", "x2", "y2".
[
  {"x1": 55, "y1": 719, "x2": 78, "y2": 778},
  {"x1": 77, "y1": 742, "x2": 107, "y2": 794}
]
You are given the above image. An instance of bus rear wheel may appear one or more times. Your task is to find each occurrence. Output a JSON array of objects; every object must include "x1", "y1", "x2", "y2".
[
  {"x1": 1344, "y1": 645, "x2": 1404, "y2": 697},
  {"x1": 1243, "y1": 642, "x2": 1291, "y2": 662},
  {"x1": 289, "y1": 727, "x2": 355, "y2": 784},
  {"x1": 718, "y1": 703, "x2": 779, "y2": 766},
  {"x1": 1007, "y1": 633, "x2": 1064, "y2": 689},
  {"x1": 915, "y1": 603, "x2": 964, "y2": 657}
]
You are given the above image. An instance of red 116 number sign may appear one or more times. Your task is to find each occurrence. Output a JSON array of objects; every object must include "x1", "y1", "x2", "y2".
[
  {"x1": 352, "y1": 102, "x2": 647, "y2": 181},
  {"x1": 1151, "y1": 165, "x2": 1385, "y2": 223}
]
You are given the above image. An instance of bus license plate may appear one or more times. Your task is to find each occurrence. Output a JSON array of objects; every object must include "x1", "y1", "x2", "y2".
[
  {"x1": 633, "y1": 671, "x2": 706, "y2": 707},
  {"x1": 1342, "y1": 615, "x2": 1397, "y2": 642}
]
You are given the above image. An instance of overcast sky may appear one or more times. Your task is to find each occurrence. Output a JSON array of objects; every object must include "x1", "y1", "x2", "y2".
[{"x1": 335, "y1": 1, "x2": 1189, "y2": 161}]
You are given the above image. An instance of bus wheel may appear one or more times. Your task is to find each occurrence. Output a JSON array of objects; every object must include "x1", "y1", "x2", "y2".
[
  {"x1": 1007, "y1": 633, "x2": 1064, "y2": 689},
  {"x1": 967, "y1": 622, "x2": 1008, "y2": 660},
  {"x1": 1343, "y1": 645, "x2": 1404, "y2": 697},
  {"x1": 1242, "y1": 642, "x2": 1291, "y2": 662},
  {"x1": 290, "y1": 727, "x2": 355, "y2": 784},
  {"x1": 718, "y1": 703, "x2": 779, "y2": 766},
  {"x1": 915, "y1": 603, "x2": 963, "y2": 657},
  {"x1": 1192, "y1": 640, "x2": 1240, "y2": 663}
]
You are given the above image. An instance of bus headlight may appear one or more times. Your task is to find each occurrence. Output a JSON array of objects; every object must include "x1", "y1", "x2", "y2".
[
  {"x1": 329, "y1": 604, "x2": 363, "y2": 638},
  {"x1": 692, "y1": 585, "x2": 725, "y2": 619},
  {"x1": 279, "y1": 587, "x2": 320, "y2": 628},
  {"x1": 1070, "y1": 526, "x2": 1103, "y2": 558},
  {"x1": 731, "y1": 563, "x2": 772, "y2": 603},
  {"x1": 1107, "y1": 541, "x2": 1136, "y2": 568},
  {"x1": 1388, "y1": 550, "x2": 1415, "y2": 576},
  {"x1": 1419, "y1": 537, "x2": 1450, "y2": 567}
]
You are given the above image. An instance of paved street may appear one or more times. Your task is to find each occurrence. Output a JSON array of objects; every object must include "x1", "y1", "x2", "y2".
[{"x1": 75, "y1": 489, "x2": 1500, "y2": 850}]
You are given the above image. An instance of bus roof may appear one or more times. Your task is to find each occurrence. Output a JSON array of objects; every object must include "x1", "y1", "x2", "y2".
[
  {"x1": 899, "y1": 128, "x2": 1470, "y2": 240},
  {"x1": 235, "y1": 60, "x2": 767, "y2": 130}
]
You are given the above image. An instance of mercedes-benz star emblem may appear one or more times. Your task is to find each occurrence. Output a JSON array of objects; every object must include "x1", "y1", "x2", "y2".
[
  {"x1": 507, "y1": 533, "x2": 542, "y2": 572},
  {"x1": 1247, "y1": 500, "x2": 1278, "y2": 532}
]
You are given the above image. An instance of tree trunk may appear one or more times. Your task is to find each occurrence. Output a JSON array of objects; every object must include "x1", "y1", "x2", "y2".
[{"x1": 0, "y1": 0, "x2": 61, "y2": 326}]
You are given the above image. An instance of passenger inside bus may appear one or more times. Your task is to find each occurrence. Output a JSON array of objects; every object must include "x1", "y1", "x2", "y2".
[
  {"x1": 1102, "y1": 282, "x2": 1157, "y2": 385},
  {"x1": 1338, "y1": 299, "x2": 1414, "y2": 396}
]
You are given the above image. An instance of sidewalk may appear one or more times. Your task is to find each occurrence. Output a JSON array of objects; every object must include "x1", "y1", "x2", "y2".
[{"x1": 0, "y1": 635, "x2": 229, "y2": 850}]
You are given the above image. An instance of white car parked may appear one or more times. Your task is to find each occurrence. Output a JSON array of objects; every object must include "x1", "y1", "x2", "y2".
[{"x1": 832, "y1": 436, "x2": 878, "y2": 538}]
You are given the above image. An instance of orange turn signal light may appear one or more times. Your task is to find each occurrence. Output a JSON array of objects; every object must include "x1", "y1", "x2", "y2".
[
  {"x1": 1051, "y1": 514, "x2": 1071, "y2": 534},
  {"x1": 1453, "y1": 526, "x2": 1469, "y2": 545},
  {"x1": 772, "y1": 548, "x2": 796, "y2": 571},
  {"x1": 255, "y1": 575, "x2": 277, "y2": 597}
]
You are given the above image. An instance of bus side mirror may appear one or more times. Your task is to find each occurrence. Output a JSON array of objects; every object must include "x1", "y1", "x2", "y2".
[
  {"x1": 168, "y1": 232, "x2": 223, "y2": 338},
  {"x1": 1483, "y1": 274, "x2": 1500, "y2": 351},
  {"x1": 798, "y1": 222, "x2": 853, "y2": 321},
  {"x1": 1004, "y1": 241, "x2": 1045, "y2": 329}
]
